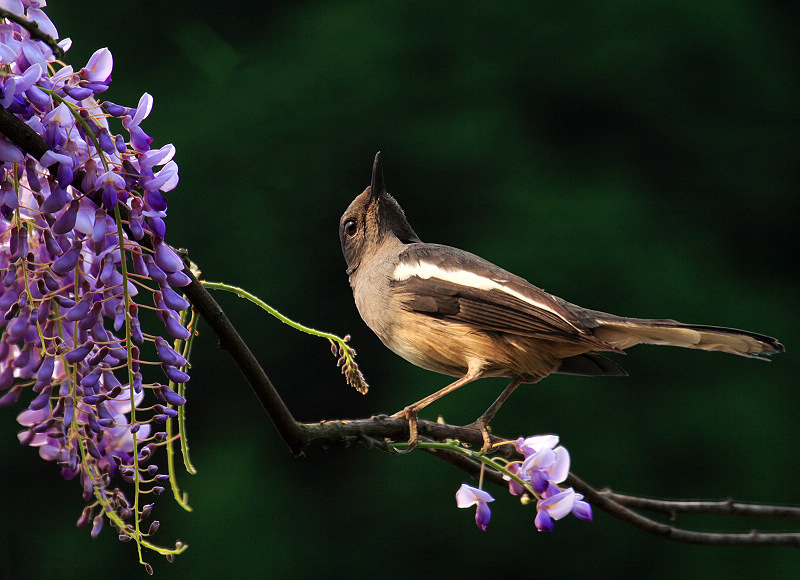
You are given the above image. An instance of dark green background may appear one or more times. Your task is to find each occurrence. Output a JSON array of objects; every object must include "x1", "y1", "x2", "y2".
[{"x1": 2, "y1": 1, "x2": 798, "y2": 578}]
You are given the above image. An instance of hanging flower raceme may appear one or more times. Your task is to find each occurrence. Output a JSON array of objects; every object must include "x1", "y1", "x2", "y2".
[
  {"x1": 455, "y1": 435, "x2": 593, "y2": 533},
  {"x1": 1, "y1": 2, "x2": 192, "y2": 571}
]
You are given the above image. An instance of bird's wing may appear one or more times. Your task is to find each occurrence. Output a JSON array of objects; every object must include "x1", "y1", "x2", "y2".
[{"x1": 391, "y1": 244, "x2": 618, "y2": 350}]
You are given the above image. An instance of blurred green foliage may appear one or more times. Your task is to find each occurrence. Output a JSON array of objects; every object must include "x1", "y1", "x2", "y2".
[{"x1": 1, "y1": 1, "x2": 798, "y2": 578}]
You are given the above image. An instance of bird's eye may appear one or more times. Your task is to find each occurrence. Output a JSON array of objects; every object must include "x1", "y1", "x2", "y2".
[{"x1": 344, "y1": 219, "x2": 357, "y2": 237}]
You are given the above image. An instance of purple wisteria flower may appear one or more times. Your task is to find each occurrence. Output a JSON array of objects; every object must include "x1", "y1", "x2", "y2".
[
  {"x1": 571, "y1": 492, "x2": 593, "y2": 522},
  {"x1": 516, "y1": 436, "x2": 570, "y2": 495},
  {"x1": 456, "y1": 483, "x2": 495, "y2": 531},
  {"x1": 458, "y1": 434, "x2": 592, "y2": 534},
  {"x1": 534, "y1": 486, "x2": 576, "y2": 532},
  {"x1": 1, "y1": 2, "x2": 191, "y2": 568}
]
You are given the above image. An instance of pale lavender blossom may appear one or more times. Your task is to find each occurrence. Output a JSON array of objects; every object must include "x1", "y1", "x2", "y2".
[
  {"x1": 535, "y1": 487, "x2": 577, "y2": 532},
  {"x1": 456, "y1": 484, "x2": 495, "y2": 531},
  {"x1": 505, "y1": 434, "x2": 569, "y2": 495},
  {"x1": 518, "y1": 443, "x2": 570, "y2": 494},
  {"x1": 514, "y1": 434, "x2": 560, "y2": 457}
]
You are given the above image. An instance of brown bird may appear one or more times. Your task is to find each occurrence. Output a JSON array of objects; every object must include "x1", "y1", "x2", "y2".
[{"x1": 339, "y1": 152, "x2": 784, "y2": 452}]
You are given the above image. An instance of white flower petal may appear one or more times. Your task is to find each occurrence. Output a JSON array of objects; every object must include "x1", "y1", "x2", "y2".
[
  {"x1": 130, "y1": 92, "x2": 153, "y2": 126},
  {"x1": 0, "y1": 0, "x2": 25, "y2": 17},
  {"x1": 549, "y1": 446, "x2": 571, "y2": 483},
  {"x1": 84, "y1": 48, "x2": 113, "y2": 81},
  {"x1": 541, "y1": 488, "x2": 576, "y2": 520}
]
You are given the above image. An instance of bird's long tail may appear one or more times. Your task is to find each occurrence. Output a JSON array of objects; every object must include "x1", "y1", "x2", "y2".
[{"x1": 590, "y1": 315, "x2": 784, "y2": 359}]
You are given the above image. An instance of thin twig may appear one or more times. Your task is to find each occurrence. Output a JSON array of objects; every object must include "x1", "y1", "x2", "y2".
[
  {"x1": 600, "y1": 490, "x2": 800, "y2": 520},
  {"x1": 568, "y1": 472, "x2": 800, "y2": 547}
]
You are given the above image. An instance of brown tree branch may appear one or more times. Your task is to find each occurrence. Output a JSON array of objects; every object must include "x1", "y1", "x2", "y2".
[
  {"x1": 0, "y1": 106, "x2": 50, "y2": 159},
  {"x1": 2, "y1": 102, "x2": 799, "y2": 550}
]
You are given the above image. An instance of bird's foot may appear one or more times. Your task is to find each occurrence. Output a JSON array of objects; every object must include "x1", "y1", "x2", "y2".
[
  {"x1": 463, "y1": 419, "x2": 493, "y2": 455},
  {"x1": 391, "y1": 406, "x2": 419, "y2": 454}
]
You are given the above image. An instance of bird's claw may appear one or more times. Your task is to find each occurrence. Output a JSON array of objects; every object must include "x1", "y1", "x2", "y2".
[
  {"x1": 391, "y1": 406, "x2": 419, "y2": 454},
  {"x1": 464, "y1": 419, "x2": 493, "y2": 455}
]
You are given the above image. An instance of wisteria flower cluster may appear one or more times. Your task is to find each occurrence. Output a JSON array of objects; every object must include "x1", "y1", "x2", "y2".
[
  {"x1": 456, "y1": 435, "x2": 592, "y2": 532},
  {"x1": 1, "y1": 1, "x2": 192, "y2": 571}
]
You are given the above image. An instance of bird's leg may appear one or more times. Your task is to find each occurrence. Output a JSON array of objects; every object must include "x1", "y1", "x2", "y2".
[
  {"x1": 392, "y1": 373, "x2": 480, "y2": 453},
  {"x1": 465, "y1": 378, "x2": 523, "y2": 454}
]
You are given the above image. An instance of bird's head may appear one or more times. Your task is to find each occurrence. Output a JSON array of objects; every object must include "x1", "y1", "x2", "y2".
[{"x1": 339, "y1": 152, "x2": 420, "y2": 275}]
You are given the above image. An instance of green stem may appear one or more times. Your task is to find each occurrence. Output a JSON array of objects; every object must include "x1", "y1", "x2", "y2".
[
  {"x1": 203, "y1": 281, "x2": 344, "y2": 342},
  {"x1": 176, "y1": 308, "x2": 199, "y2": 475},
  {"x1": 165, "y1": 307, "x2": 197, "y2": 512},
  {"x1": 393, "y1": 440, "x2": 537, "y2": 497},
  {"x1": 201, "y1": 281, "x2": 367, "y2": 394},
  {"x1": 113, "y1": 204, "x2": 144, "y2": 565}
]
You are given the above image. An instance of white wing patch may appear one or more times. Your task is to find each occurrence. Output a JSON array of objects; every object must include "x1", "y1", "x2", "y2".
[{"x1": 393, "y1": 260, "x2": 576, "y2": 328}]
